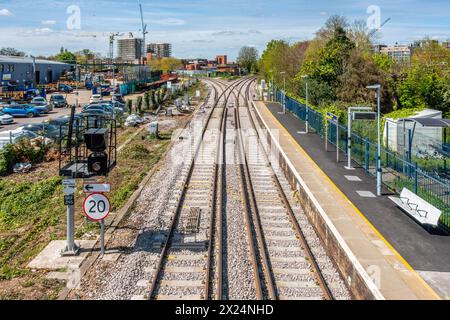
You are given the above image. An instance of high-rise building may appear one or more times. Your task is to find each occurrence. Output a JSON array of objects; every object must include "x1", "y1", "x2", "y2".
[
  {"x1": 147, "y1": 43, "x2": 172, "y2": 58},
  {"x1": 117, "y1": 38, "x2": 144, "y2": 62}
]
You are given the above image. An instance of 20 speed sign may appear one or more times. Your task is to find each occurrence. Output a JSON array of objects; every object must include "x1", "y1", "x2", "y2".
[{"x1": 83, "y1": 193, "x2": 110, "y2": 221}]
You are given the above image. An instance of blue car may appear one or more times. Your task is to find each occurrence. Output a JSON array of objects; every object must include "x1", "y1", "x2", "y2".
[{"x1": 2, "y1": 104, "x2": 42, "y2": 118}]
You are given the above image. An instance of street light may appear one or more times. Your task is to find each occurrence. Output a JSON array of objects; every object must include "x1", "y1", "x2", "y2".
[
  {"x1": 279, "y1": 71, "x2": 286, "y2": 114},
  {"x1": 367, "y1": 84, "x2": 382, "y2": 196},
  {"x1": 298, "y1": 75, "x2": 309, "y2": 134}
]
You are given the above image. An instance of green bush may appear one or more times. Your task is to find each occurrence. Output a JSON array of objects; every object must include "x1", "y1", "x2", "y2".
[
  {"x1": 136, "y1": 96, "x2": 143, "y2": 115},
  {"x1": 0, "y1": 144, "x2": 18, "y2": 176}
]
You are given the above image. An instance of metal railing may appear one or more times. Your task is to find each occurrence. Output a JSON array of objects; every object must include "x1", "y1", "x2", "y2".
[{"x1": 276, "y1": 89, "x2": 450, "y2": 232}]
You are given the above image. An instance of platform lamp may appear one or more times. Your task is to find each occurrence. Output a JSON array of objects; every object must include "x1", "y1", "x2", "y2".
[
  {"x1": 302, "y1": 75, "x2": 309, "y2": 134},
  {"x1": 279, "y1": 71, "x2": 286, "y2": 114},
  {"x1": 367, "y1": 84, "x2": 382, "y2": 196}
]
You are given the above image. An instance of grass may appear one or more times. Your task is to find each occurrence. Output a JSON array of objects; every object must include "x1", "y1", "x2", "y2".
[{"x1": 0, "y1": 127, "x2": 174, "y2": 296}]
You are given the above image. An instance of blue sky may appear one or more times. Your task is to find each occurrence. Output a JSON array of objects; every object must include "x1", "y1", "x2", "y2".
[{"x1": 1, "y1": 0, "x2": 450, "y2": 60}]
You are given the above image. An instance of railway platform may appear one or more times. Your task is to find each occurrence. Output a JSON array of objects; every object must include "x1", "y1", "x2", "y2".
[{"x1": 252, "y1": 100, "x2": 450, "y2": 300}]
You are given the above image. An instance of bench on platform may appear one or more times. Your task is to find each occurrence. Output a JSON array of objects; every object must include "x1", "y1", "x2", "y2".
[{"x1": 389, "y1": 188, "x2": 442, "y2": 229}]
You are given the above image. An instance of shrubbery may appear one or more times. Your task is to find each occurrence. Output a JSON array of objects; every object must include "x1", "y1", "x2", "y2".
[{"x1": 0, "y1": 140, "x2": 51, "y2": 176}]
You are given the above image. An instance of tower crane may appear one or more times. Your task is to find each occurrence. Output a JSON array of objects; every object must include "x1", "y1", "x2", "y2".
[
  {"x1": 139, "y1": 3, "x2": 148, "y2": 60},
  {"x1": 369, "y1": 17, "x2": 391, "y2": 38}
]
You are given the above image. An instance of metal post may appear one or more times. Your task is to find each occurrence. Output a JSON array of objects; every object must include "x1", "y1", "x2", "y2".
[
  {"x1": 336, "y1": 119, "x2": 340, "y2": 163},
  {"x1": 305, "y1": 81, "x2": 309, "y2": 134},
  {"x1": 365, "y1": 138, "x2": 370, "y2": 173},
  {"x1": 100, "y1": 219, "x2": 105, "y2": 255},
  {"x1": 345, "y1": 109, "x2": 354, "y2": 170},
  {"x1": 325, "y1": 119, "x2": 328, "y2": 151},
  {"x1": 62, "y1": 202, "x2": 79, "y2": 256},
  {"x1": 376, "y1": 86, "x2": 382, "y2": 196},
  {"x1": 414, "y1": 163, "x2": 418, "y2": 194}
]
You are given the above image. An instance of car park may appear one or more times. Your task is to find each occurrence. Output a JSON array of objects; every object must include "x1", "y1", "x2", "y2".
[
  {"x1": 0, "y1": 112, "x2": 14, "y2": 125},
  {"x1": 2, "y1": 104, "x2": 42, "y2": 118}
]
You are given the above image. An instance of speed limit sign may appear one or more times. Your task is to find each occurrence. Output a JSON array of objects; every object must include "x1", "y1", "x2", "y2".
[{"x1": 83, "y1": 193, "x2": 110, "y2": 221}]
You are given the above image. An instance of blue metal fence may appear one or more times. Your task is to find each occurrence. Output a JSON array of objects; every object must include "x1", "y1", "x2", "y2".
[{"x1": 275, "y1": 89, "x2": 450, "y2": 231}]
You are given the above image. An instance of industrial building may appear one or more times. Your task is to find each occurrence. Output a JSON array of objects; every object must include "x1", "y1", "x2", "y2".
[
  {"x1": 0, "y1": 55, "x2": 71, "y2": 87},
  {"x1": 147, "y1": 43, "x2": 172, "y2": 58},
  {"x1": 117, "y1": 38, "x2": 144, "y2": 62}
]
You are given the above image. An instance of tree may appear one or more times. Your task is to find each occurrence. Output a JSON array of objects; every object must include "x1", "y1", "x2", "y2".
[
  {"x1": 337, "y1": 51, "x2": 393, "y2": 112},
  {"x1": 149, "y1": 58, "x2": 182, "y2": 73},
  {"x1": 0, "y1": 47, "x2": 25, "y2": 57},
  {"x1": 55, "y1": 50, "x2": 77, "y2": 64},
  {"x1": 237, "y1": 46, "x2": 259, "y2": 73},
  {"x1": 299, "y1": 25, "x2": 355, "y2": 104},
  {"x1": 144, "y1": 92, "x2": 150, "y2": 110}
]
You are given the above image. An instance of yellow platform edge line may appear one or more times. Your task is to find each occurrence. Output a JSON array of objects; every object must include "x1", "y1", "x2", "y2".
[{"x1": 260, "y1": 101, "x2": 441, "y2": 300}]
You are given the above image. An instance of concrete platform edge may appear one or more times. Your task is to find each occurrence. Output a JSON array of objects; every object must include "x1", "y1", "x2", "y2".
[{"x1": 252, "y1": 101, "x2": 384, "y2": 300}]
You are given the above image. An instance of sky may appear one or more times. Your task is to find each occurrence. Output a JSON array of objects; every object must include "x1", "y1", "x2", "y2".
[{"x1": 1, "y1": 0, "x2": 450, "y2": 60}]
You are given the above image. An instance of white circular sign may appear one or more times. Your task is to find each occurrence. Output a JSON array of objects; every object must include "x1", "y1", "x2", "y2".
[{"x1": 83, "y1": 193, "x2": 110, "y2": 221}]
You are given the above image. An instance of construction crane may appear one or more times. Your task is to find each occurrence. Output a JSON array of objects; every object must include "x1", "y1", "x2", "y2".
[
  {"x1": 109, "y1": 32, "x2": 124, "y2": 87},
  {"x1": 369, "y1": 17, "x2": 391, "y2": 38},
  {"x1": 139, "y1": 3, "x2": 148, "y2": 59}
]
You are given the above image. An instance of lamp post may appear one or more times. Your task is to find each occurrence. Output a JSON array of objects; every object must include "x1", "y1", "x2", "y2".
[
  {"x1": 302, "y1": 75, "x2": 309, "y2": 133},
  {"x1": 367, "y1": 84, "x2": 382, "y2": 196},
  {"x1": 278, "y1": 71, "x2": 286, "y2": 114}
]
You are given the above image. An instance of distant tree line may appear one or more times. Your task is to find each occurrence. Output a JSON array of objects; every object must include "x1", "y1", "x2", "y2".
[{"x1": 258, "y1": 15, "x2": 450, "y2": 118}]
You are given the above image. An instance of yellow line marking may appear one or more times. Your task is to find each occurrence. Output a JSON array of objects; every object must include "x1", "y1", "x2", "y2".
[{"x1": 261, "y1": 102, "x2": 441, "y2": 300}]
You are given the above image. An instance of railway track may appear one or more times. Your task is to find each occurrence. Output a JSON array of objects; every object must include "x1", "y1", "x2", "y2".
[
  {"x1": 232, "y1": 79, "x2": 334, "y2": 300},
  {"x1": 147, "y1": 78, "x2": 251, "y2": 300}
]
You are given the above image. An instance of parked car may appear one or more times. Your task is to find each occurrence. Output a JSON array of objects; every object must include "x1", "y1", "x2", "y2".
[
  {"x1": 90, "y1": 94, "x2": 102, "y2": 104},
  {"x1": 16, "y1": 123, "x2": 62, "y2": 141},
  {"x1": 50, "y1": 95, "x2": 68, "y2": 108},
  {"x1": 45, "y1": 115, "x2": 84, "y2": 135},
  {"x1": 82, "y1": 104, "x2": 115, "y2": 117},
  {"x1": 112, "y1": 93, "x2": 125, "y2": 104},
  {"x1": 0, "y1": 112, "x2": 14, "y2": 125},
  {"x1": 100, "y1": 85, "x2": 112, "y2": 96},
  {"x1": 2, "y1": 104, "x2": 42, "y2": 118},
  {"x1": 124, "y1": 114, "x2": 144, "y2": 127},
  {"x1": 23, "y1": 103, "x2": 49, "y2": 115},
  {"x1": 59, "y1": 84, "x2": 73, "y2": 93},
  {"x1": 31, "y1": 97, "x2": 53, "y2": 112},
  {"x1": 0, "y1": 129, "x2": 40, "y2": 149}
]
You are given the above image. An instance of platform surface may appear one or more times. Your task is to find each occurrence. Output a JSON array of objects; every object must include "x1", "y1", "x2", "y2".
[{"x1": 254, "y1": 100, "x2": 450, "y2": 299}]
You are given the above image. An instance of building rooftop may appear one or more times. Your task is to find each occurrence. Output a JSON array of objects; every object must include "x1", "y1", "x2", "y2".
[{"x1": 0, "y1": 55, "x2": 69, "y2": 65}]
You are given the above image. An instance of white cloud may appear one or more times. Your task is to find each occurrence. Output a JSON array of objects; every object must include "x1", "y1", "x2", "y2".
[
  {"x1": 0, "y1": 9, "x2": 13, "y2": 16},
  {"x1": 152, "y1": 18, "x2": 186, "y2": 26},
  {"x1": 41, "y1": 20, "x2": 56, "y2": 25}
]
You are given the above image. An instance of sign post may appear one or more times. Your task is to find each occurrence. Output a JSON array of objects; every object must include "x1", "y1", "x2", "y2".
[
  {"x1": 326, "y1": 112, "x2": 340, "y2": 163},
  {"x1": 61, "y1": 179, "x2": 79, "y2": 256},
  {"x1": 83, "y1": 193, "x2": 111, "y2": 256}
]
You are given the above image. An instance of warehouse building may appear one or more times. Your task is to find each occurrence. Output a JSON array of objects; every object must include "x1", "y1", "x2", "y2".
[{"x1": 0, "y1": 55, "x2": 71, "y2": 87}]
